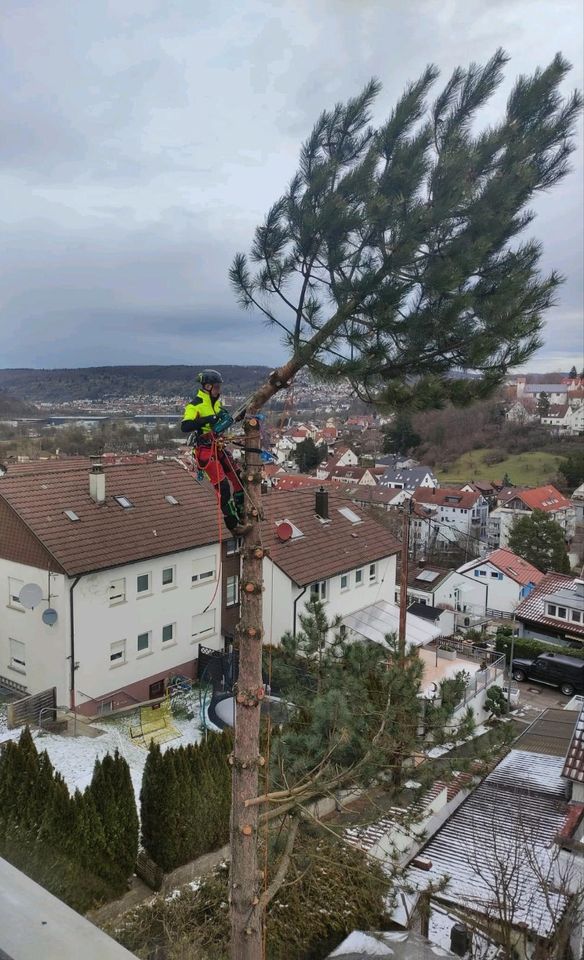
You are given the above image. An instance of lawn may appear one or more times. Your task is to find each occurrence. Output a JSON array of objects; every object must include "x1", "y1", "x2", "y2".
[{"x1": 435, "y1": 448, "x2": 565, "y2": 486}]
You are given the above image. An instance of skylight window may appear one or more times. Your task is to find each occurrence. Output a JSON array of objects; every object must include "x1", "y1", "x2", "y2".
[
  {"x1": 416, "y1": 570, "x2": 439, "y2": 583},
  {"x1": 114, "y1": 496, "x2": 133, "y2": 509},
  {"x1": 64, "y1": 509, "x2": 80, "y2": 522},
  {"x1": 338, "y1": 506, "x2": 362, "y2": 524},
  {"x1": 165, "y1": 495, "x2": 179, "y2": 505}
]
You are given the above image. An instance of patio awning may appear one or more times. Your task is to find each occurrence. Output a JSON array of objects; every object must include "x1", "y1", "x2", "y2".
[{"x1": 342, "y1": 600, "x2": 441, "y2": 649}]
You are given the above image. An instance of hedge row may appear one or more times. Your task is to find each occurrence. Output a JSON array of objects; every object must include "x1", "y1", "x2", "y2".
[{"x1": 495, "y1": 632, "x2": 584, "y2": 662}]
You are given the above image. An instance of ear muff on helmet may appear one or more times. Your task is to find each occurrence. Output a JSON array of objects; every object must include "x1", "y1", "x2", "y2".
[{"x1": 197, "y1": 369, "x2": 223, "y2": 386}]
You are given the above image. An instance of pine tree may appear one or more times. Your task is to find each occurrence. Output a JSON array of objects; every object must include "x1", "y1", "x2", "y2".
[
  {"x1": 228, "y1": 54, "x2": 583, "y2": 958},
  {"x1": 88, "y1": 750, "x2": 138, "y2": 884},
  {"x1": 508, "y1": 509, "x2": 570, "y2": 573}
]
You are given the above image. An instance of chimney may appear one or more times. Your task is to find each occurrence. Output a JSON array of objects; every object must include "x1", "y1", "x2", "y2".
[
  {"x1": 89, "y1": 460, "x2": 106, "y2": 503},
  {"x1": 315, "y1": 485, "x2": 329, "y2": 520}
]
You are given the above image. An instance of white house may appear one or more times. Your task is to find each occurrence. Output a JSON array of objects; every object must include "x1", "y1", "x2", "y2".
[
  {"x1": 488, "y1": 485, "x2": 575, "y2": 549},
  {"x1": 515, "y1": 573, "x2": 584, "y2": 645},
  {"x1": 0, "y1": 459, "x2": 223, "y2": 715},
  {"x1": 259, "y1": 487, "x2": 400, "y2": 644},
  {"x1": 378, "y1": 465, "x2": 438, "y2": 493},
  {"x1": 456, "y1": 547, "x2": 545, "y2": 616},
  {"x1": 412, "y1": 486, "x2": 489, "y2": 551}
]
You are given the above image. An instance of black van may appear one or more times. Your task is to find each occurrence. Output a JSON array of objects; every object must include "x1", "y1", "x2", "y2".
[{"x1": 511, "y1": 652, "x2": 584, "y2": 697}]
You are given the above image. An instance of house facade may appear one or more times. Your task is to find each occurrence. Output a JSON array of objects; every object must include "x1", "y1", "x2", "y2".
[
  {"x1": 515, "y1": 574, "x2": 584, "y2": 645},
  {"x1": 456, "y1": 547, "x2": 545, "y2": 616},
  {"x1": 412, "y1": 486, "x2": 489, "y2": 551},
  {"x1": 378, "y1": 465, "x2": 438, "y2": 493},
  {"x1": 259, "y1": 487, "x2": 400, "y2": 644},
  {"x1": 0, "y1": 459, "x2": 223, "y2": 715},
  {"x1": 488, "y1": 484, "x2": 575, "y2": 549}
]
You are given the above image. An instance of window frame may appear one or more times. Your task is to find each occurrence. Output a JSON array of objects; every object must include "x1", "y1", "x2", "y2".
[
  {"x1": 191, "y1": 555, "x2": 217, "y2": 587},
  {"x1": 355, "y1": 568, "x2": 364, "y2": 587},
  {"x1": 368, "y1": 563, "x2": 377, "y2": 584},
  {"x1": 137, "y1": 631, "x2": 152, "y2": 655},
  {"x1": 547, "y1": 603, "x2": 557, "y2": 617},
  {"x1": 9, "y1": 638, "x2": 26, "y2": 673},
  {"x1": 340, "y1": 573, "x2": 349, "y2": 592},
  {"x1": 191, "y1": 609, "x2": 217, "y2": 641},
  {"x1": 310, "y1": 580, "x2": 327, "y2": 602},
  {"x1": 8, "y1": 577, "x2": 24, "y2": 611},
  {"x1": 109, "y1": 577, "x2": 126, "y2": 605},
  {"x1": 161, "y1": 566, "x2": 175, "y2": 588},
  {"x1": 110, "y1": 639, "x2": 126, "y2": 666},
  {"x1": 136, "y1": 572, "x2": 151, "y2": 596},
  {"x1": 226, "y1": 574, "x2": 240, "y2": 608},
  {"x1": 162, "y1": 623, "x2": 175, "y2": 644}
]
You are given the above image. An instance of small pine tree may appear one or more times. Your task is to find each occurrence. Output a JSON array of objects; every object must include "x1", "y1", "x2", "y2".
[{"x1": 88, "y1": 750, "x2": 139, "y2": 885}]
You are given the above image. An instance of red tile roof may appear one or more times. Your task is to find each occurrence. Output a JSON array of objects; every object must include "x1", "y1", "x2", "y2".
[
  {"x1": 412, "y1": 486, "x2": 482, "y2": 509},
  {"x1": 508, "y1": 485, "x2": 572, "y2": 513},
  {"x1": 262, "y1": 488, "x2": 400, "y2": 586},
  {"x1": 562, "y1": 708, "x2": 584, "y2": 784},
  {"x1": 0, "y1": 460, "x2": 219, "y2": 575},
  {"x1": 515, "y1": 572, "x2": 584, "y2": 638},
  {"x1": 469, "y1": 547, "x2": 546, "y2": 586},
  {"x1": 272, "y1": 475, "x2": 324, "y2": 490}
]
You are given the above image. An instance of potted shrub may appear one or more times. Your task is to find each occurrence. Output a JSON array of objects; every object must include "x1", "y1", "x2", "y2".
[{"x1": 437, "y1": 643, "x2": 457, "y2": 661}]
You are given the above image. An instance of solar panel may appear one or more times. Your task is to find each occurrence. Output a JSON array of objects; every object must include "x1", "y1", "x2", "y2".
[{"x1": 415, "y1": 570, "x2": 440, "y2": 582}]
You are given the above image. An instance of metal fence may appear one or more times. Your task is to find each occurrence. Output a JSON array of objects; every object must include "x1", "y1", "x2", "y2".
[{"x1": 455, "y1": 654, "x2": 506, "y2": 711}]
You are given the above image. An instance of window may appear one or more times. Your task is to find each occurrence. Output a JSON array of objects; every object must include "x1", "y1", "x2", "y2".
[
  {"x1": 547, "y1": 603, "x2": 557, "y2": 616},
  {"x1": 226, "y1": 537, "x2": 242, "y2": 556},
  {"x1": 571, "y1": 610, "x2": 582, "y2": 624},
  {"x1": 9, "y1": 638, "x2": 25, "y2": 672},
  {"x1": 192, "y1": 556, "x2": 216, "y2": 585},
  {"x1": 114, "y1": 495, "x2": 133, "y2": 509},
  {"x1": 137, "y1": 631, "x2": 151, "y2": 654},
  {"x1": 162, "y1": 623, "x2": 175, "y2": 643},
  {"x1": 64, "y1": 509, "x2": 80, "y2": 521},
  {"x1": 149, "y1": 680, "x2": 165, "y2": 699},
  {"x1": 355, "y1": 568, "x2": 364, "y2": 587},
  {"x1": 109, "y1": 578, "x2": 126, "y2": 604},
  {"x1": 558, "y1": 607, "x2": 567, "y2": 620},
  {"x1": 137, "y1": 573, "x2": 151, "y2": 595},
  {"x1": 110, "y1": 639, "x2": 126, "y2": 665},
  {"x1": 369, "y1": 563, "x2": 377, "y2": 584},
  {"x1": 310, "y1": 580, "x2": 327, "y2": 601},
  {"x1": 162, "y1": 567, "x2": 175, "y2": 587},
  {"x1": 490, "y1": 571, "x2": 501, "y2": 579},
  {"x1": 8, "y1": 578, "x2": 24, "y2": 610},
  {"x1": 165, "y1": 495, "x2": 179, "y2": 505},
  {"x1": 226, "y1": 575, "x2": 239, "y2": 607},
  {"x1": 191, "y1": 609, "x2": 216, "y2": 641},
  {"x1": 340, "y1": 573, "x2": 349, "y2": 592}
]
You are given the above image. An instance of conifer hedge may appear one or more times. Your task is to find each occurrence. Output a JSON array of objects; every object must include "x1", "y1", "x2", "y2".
[
  {"x1": 140, "y1": 732, "x2": 232, "y2": 872},
  {"x1": 0, "y1": 729, "x2": 139, "y2": 912}
]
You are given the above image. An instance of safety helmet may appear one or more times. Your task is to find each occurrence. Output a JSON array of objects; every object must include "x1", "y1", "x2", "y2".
[{"x1": 197, "y1": 369, "x2": 223, "y2": 386}]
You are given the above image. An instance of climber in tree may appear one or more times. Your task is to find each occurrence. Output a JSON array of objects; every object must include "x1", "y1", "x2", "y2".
[{"x1": 181, "y1": 370, "x2": 251, "y2": 535}]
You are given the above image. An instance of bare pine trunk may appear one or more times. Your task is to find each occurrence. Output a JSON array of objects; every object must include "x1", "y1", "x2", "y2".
[{"x1": 230, "y1": 416, "x2": 265, "y2": 960}]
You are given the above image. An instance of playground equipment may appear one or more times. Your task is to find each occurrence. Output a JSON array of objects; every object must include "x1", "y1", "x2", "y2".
[{"x1": 129, "y1": 692, "x2": 181, "y2": 749}]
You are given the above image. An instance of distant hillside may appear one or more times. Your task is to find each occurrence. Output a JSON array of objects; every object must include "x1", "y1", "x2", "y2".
[
  {"x1": 0, "y1": 366, "x2": 272, "y2": 402},
  {"x1": 0, "y1": 389, "x2": 38, "y2": 417}
]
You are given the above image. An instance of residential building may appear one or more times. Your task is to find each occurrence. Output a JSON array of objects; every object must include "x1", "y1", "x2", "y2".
[
  {"x1": 405, "y1": 708, "x2": 583, "y2": 959},
  {"x1": 515, "y1": 573, "x2": 584, "y2": 645},
  {"x1": 456, "y1": 547, "x2": 545, "y2": 616},
  {"x1": 344, "y1": 484, "x2": 411, "y2": 513},
  {"x1": 329, "y1": 444, "x2": 359, "y2": 468},
  {"x1": 541, "y1": 401, "x2": 584, "y2": 436},
  {"x1": 519, "y1": 380, "x2": 569, "y2": 404},
  {"x1": 374, "y1": 454, "x2": 418, "y2": 469},
  {"x1": 396, "y1": 562, "x2": 452, "y2": 608},
  {"x1": 488, "y1": 484, "x2": 575, "y2": 549},
  {"x1": 327, "y1": 465, "x2": 383, "y2": 485},
  {"x1": 378, "y1": 465, "x2": 438, "y2": 493},
  {"x1": 0, "y1": 459, "x2": 223, "y2": 714},
  {"x1": 412, "y1": 486, "x2": 489, "y2": 551},
  {"x1": 260, "y1": 487, "x2": 400, "y2": 643},
  {"x1": 572, "y1": 483, "x2": 584, "y2": 526}
]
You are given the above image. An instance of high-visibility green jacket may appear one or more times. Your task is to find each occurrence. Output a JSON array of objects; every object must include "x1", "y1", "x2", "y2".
[{"x1": 181, "y1": 389, "x2": 223, "y2": 438}]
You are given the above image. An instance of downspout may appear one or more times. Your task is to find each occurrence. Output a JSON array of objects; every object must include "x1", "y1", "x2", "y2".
[
  {"x1": 293, "y1": 585, "x2": 308, "y2": 638},
  {"x1": 69, "y1": 575, "x2": 82, "y2": 714}
]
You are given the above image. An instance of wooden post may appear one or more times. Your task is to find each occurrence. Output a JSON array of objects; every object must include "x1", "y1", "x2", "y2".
[
  {"x1": 230, "y1": 417, "x2": 264, "y2": 960},
  {"x1": 398, "y1": 499, "x2": 412, "y2": 661}
]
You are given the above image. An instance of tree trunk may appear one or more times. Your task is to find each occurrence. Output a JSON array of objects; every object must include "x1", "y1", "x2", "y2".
[{"x1": 230, "y1": 417, "x2": 265, "y2": 960}]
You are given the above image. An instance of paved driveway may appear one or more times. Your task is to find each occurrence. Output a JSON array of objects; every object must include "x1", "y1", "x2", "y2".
[{"x1": 508, "y1": 675, "x2": 579, "y2": 722}]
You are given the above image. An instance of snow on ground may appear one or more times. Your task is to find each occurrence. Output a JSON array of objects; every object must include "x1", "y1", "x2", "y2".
[{"x1": 0, "y1": 691, "x2": 219, "y2": 805}]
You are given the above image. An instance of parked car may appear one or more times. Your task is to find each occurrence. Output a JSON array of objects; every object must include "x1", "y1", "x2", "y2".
[{"x1": 511, "y1": 652, "x2": 584, "y2": 697}]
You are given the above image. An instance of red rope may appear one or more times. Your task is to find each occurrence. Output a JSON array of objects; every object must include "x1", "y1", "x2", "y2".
[{"x1": 202, "y1": 434, "x2": 224, "y2": 614}]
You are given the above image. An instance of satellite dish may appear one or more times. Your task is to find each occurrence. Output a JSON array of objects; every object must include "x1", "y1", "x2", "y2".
[
  {"x1": 276, "y1": 521, "x2": 293, "y2": 542},
  {"x1": 42, "y1": 608, "x2": 58, "y2": 627},
  {"x1": 19, "y1": 583, "x2": 43, "y2": 609}
]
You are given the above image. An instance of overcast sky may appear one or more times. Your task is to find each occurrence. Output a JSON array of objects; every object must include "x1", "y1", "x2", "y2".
[{"x1": 1, "y1": 0, "x2": 582, "y2": 373}]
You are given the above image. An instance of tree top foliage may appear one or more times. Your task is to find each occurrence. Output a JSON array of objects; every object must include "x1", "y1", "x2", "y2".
[{"x1": 231, "y1": 51, "x2": 582, "y2": 410}]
